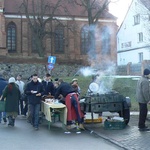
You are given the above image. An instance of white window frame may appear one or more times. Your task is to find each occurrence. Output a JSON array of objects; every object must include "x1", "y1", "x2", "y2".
[
  {"x1": 138, "y1": 32, "x2": 143, "y2": 42},
  {"x1": 134, "y1": 14, "x2": 140, "y2": 25},
  {"x1": 138, "y1": 52, "x2": 143, "y2": 63}
]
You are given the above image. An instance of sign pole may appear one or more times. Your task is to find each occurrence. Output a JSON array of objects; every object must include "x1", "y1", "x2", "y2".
[{"x1": 49, "y1": 69, "x2": 51, "y2": 74}]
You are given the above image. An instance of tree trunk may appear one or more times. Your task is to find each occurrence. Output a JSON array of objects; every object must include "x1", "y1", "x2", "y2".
[{"x1": 35, "y1": 36, "x2": 45, "y2": 57}]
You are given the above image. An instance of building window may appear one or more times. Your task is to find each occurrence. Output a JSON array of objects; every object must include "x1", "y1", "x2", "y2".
[
  {"x1": 54, "y1": 25, "x2": 64, "y2": 53},
  {"x1": 7, "y1": 22, "x2": 16, "y2": 52},
  {"x1": 139, "y1": 52, "x2": 143, "y2": 63},
  {"x1": 101, "y1": 26, "x2": 111, "y2": 55},
  {"x1": 134, "y1": 14, "x2": 140, "y2": 25},
  {"x1": 121, "y1": 42, "x2": 131, "y2": 48},
  {"x1": 138, "y1": 32, "x2": 143, "y2": 42},
  {"x1": 81, "y1": 25, "x2": 89, "y2": 54}
]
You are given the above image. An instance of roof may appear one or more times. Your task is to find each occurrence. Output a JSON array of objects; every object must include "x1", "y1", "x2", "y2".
[
  {"x1": 4, "y1": 0, "x2": 116, "y2": 19},
  {"x1": 118, "y1": 0, "x2": 150, "y2": 33},
  {"x1": 140, "y1": 0, "x2": 150, "y2": 10}
]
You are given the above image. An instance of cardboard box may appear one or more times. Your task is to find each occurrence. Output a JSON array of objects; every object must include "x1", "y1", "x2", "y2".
[
  {"x1": 85, "y1": 117, "x2": 103, "y2": 123},
  {"x1": 84, "y1": 113, "x2": 102, "y2": 123}
]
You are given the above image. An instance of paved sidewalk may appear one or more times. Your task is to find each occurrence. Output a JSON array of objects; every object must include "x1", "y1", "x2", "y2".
[{"x1": 84, "y1": 113, "x2": 150, "y2": 150}]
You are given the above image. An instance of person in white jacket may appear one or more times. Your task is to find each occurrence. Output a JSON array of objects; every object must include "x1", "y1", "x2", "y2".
[{"x1": 15, "y1": 75, "x2": 25, "y2": 115}]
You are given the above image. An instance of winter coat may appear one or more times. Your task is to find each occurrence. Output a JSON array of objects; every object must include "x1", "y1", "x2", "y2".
[
  {"x1": 65, "y1": 93, "x2": 84, "y2": 122},
  {"x1": 42, "y1": 80, "x2": 55, "y2": 96},
  {"x1": 25, "y1": 80, "x2": 44, "y2": 105},
  {"x1": 2, "y1": 83, "x2": 20, "y2": 112},
  {"x1": 136, "y1": 76, "x2": 150, "y2": 103},
  {"x1": 54, "y1": 82, "x2": 75, "y2": 99}
]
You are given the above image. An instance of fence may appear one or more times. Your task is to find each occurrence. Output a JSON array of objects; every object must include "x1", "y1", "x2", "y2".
[{"x1": 116, "y1": 60, "x2": 150, "y2": 76}]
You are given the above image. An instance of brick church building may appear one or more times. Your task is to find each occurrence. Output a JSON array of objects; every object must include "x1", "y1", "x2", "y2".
[{"x1": 0, "y1": 0, "x2": 118, "y2": 65}]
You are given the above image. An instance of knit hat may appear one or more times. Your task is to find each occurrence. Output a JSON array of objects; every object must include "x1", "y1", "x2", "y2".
[
  {"x1": 143, "y1": 69, "x2": 150, "y2": 75},
  {"x1": 72, "y1": 78, "x2": 78, "y2": 82},
  {"x1": 8, "y1": 77, "x2": 16, "y2": 83}
]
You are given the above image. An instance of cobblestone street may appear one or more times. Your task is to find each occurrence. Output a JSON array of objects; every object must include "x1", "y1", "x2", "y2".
[{"x1": 85, "y1": 114, "x2": 150, "y2": 150}]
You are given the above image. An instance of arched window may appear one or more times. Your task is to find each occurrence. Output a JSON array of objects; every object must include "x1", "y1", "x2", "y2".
[
  {"x1": 81, "y1": 25, "x2": 89, "y2": 54},
  {"x1": 7, "y1": 22, "x2": 17, "y2": 52},
  {"x1": 101, "y1": 26, "x2": 111, "y2": 55},
  {"x1": 54, "y1": 26, "x2": 64, "y2": 53}
]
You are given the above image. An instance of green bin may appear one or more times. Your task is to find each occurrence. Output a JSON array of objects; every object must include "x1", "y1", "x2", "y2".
[{"x1": 104, "y1": 120, "x2": 126, "y2": 130}]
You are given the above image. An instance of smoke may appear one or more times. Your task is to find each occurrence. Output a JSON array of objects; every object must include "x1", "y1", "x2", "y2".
[
  {"x1": 79, "y1": 67, "x2": 96, "y2": 77},
  {"x1": 79, "y1": 64, "x2": 116, "y2": 94},
  {"x1": 97, "y1": 74, "x2": 116, "y2": 94},
  {"x1": 79, "y1": 23, "x2": 116, "y2": 94}
]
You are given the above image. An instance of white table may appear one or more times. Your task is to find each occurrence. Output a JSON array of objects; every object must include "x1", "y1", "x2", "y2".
[{"x1": 41, "y1": 101, "x2": 67, "y2": 130}]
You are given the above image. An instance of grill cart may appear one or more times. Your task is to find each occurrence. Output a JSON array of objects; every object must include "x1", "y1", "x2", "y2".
[{"x1": 80, "y1": 82, "x2": 131, "y2": 125}]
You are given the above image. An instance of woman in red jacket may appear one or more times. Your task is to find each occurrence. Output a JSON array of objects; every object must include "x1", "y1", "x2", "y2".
[{"x1": 55, "y1": 79, "x2": 84, "y2": 133}]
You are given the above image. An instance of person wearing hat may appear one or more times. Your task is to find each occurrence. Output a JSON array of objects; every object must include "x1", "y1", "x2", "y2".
[
  {"x1": 71, "y1": 78, "x2": 81, "y2": 96},
  {"x1": 55, "y1": 79, "x2": 84, "y2": 133},
  {"x1": 0, "y1": 77, "x2": 20, "y2": 126},
  {"x1": 136, "y1": 68, "x2": 150, "y2": 131}
]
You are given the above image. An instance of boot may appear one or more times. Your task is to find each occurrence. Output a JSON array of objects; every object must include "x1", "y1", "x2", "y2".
[
  {"x1": 8, "y1": 116, "x2": 13, "y2": 126},
  {"x1": 12, "y1": 118, "x2": 15, "y2": 126},
  {"x1": 76, "y1": 123, "x2": 81, "y2": 134},
  {"x1": 3, "y1": 117, "x2": 7, "y2": 123},
  {"x1": 79, "y1": 124, "x2": 85, "y2": 130}
]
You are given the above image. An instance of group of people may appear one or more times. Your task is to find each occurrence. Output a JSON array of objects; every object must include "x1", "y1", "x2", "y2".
[
  {"x1": 0, "y1": 73, "x2": 84, "y2": 132},
  {"x1": 2, "y1": 68, "x2": 150, "y2": 133}
]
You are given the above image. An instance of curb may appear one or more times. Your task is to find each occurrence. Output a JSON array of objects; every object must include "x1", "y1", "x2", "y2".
[{"x1": 85, "y1": 127, "x2": 129, "y2": 150}]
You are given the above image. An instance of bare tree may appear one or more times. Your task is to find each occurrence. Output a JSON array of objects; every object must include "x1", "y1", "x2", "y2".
[
  {"x1": 73, "y1": 0, "x2": 117, "y2": 62},
  {"x1": 74, "y1": 0, "x2": 110, "y2": 25},
  {"x1": 19, "y1": 0, "x2": 118, "y2": 59},
  {"x1": 19, "y1": 0, "x2": 74, "y2": 57}
]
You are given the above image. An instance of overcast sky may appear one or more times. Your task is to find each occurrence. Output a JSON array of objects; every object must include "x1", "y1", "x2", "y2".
[{"x1": 109, "y1": 0, "x2": 132, "y2": 26}]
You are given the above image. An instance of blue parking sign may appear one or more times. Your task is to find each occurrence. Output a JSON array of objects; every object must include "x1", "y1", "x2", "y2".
[{"x1": 48, "y1": 56, "x2": 56, "y2": 64}]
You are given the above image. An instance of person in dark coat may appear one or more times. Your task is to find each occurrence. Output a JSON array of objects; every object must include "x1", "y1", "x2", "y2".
[
  {"x1": 42, "y1": 73, "x2": 55, "y2": 96},
  {"x1": 136, "y1": 68, "x2": 150, "y2": 131},
  {"x1": 25, "y1": 74, "x2": 44, "y2": 130},
  {"x1": 0, "y1": 75, "x2": 8, "y2": 123},
  {"x1": 1, "y1": 77, "x2": 20, "y2": 126},
  {"x1": 54, "y1": 79, "x2": 84, "y2": 133}
]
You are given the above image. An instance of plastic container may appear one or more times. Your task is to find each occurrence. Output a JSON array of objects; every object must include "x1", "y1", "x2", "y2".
[{"x1": 104, "y1": 119, "x2": 126, "y2": 130}]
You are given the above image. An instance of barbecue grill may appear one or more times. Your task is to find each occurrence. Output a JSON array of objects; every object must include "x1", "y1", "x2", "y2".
[{"x1": 80, "y1": 82, "x2": 131, "y2": 125}]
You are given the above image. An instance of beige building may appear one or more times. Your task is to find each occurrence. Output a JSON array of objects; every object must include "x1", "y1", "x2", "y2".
[{"x1": 0, "y1": 0, "x2": 118, "y2": 65}]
